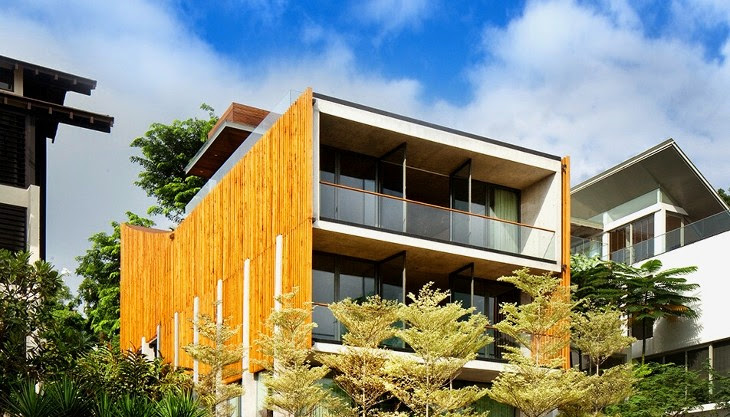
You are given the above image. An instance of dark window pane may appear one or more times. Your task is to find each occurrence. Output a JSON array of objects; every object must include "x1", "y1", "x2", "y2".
[
  {"x1": 379, "y1": 254, "x2": 404, "y2": 303},
  {"x1": 0, "y1": 67, "x2": 13, "y2": 91},
  {"x1": 714, "y1": 341, "x2": 730, "y2": 375},
  {"x1": 665, "y1": 351, "x2": 685, "y2": 367},
  {"x1": 312, "y1": 253, "x2": 336, "y2": 340}
]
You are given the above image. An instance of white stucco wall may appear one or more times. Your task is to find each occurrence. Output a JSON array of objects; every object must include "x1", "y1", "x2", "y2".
[{"x1": 630, "y1": 230, "x2": 730, "y2": 358}]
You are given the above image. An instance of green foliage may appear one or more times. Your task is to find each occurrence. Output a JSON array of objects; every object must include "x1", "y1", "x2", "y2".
[
  {"x1": 156, "y1": 392, "x2": 210, "y2": 417},
  {"x1": 0, "y1": 249, "x2": 92, "y2": 397},
  {"x1": 571, "y1": 305, "x2": 635, "y2": 374},
  {"x1": 318, "y1": 296, "x2": 400, "y2": 417},
  {"x1": 570, "y1": 254, "x2": 624, "y2": 310},
  {"x1": 183, "y1": 302, "x2": 244, "y2": 417},
  {"x1": 489, "y1": 269, "x2": 584, "y2": 417},
  {"x1": 3, "y1": 380, "x2": 52, "y2": 417},
  {"x1": 75, "y1": 212, "x2": 154, "y2": 344},
  {"x1": 385, "y1": 283, "x2": 491, "y2": 417},
  {"x1": 496, "y1": 269, "x2": 574, "y2": 367},
  {"x1": 560, "y1": 364, "x2": 635, "y2": 417},
  {"x1": 130, "y1": 104, "x2": 218, "y2": 223},
  {"x1": 73, "y1": 345, "x2": 192, "y2": 402},
  {"x1": 614, "y1": 259, "x2": 699, "y2": 361},
  {"x1": 257, "y1": 290, "x2": 345, "y2": 417},
  {"x1": 607, "y1": 363, "x2": 708, "y2": 417},
  {"x1": 718, "y1": 188, "x2": 730, "y2": 206},
  {"x1": 45, "y1": 377, "x2": 93, "y2": 417}
]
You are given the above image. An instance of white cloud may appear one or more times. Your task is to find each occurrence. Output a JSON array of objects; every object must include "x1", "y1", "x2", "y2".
[
  {"x1": 355, "y1": 0, "x2": 434, "y2": 39},
  {"x1": 3, "y1": 0, "x2": 730, "y2": 296},
  {"x1": 0, "y1": 0, "x2": 425, "y2": 292},
  {"x1": 442, "y1": 0, "x2": 730, "y2": 187}
]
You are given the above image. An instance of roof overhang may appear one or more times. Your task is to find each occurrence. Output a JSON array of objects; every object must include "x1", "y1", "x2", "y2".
[
  {"x1": 0, "y1": 55, "x2": 97, "y2": 96},
  {"x1": 571, "y1": 139, "x2": 728, "y2": 222},
  {"x1": 0, "y1": 90, "x2": 114, "y2": 138},
  {"x1": 185, "y1": 103, "x2": 269, "y2": 179}
]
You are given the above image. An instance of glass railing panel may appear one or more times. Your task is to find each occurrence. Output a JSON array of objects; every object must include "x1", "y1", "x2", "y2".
[
  {"x1": 570, "y1": 236, "x2": 604, "y2": 257},
  {"x1": 604, "y1": 211, "x2": 730, "y2": 264},
  {"x1": 406, "y1": 200, "x2": 451, "y2": 241},
  {"x1": 319, "y1": 182, "x2": 556, "y2": 261}
]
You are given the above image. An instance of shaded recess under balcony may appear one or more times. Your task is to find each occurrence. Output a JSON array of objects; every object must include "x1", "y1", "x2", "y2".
[
  {"x1": 310, "y1": 249, "x2": 519, "y2": 362},
  {"x1": 316, "y1": 113, "x2": 558, "y2": 262}
]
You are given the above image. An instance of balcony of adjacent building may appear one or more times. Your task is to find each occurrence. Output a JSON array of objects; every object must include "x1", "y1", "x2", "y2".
[
  {"x1": 308, "y1": 248, "x2": 522, "y2": 378},
  {"x1": 313, "y1": 110, "x2": 563, "y2": 273},
  {"x1": 571, "y1": 188, "x2": 730, "y2": 265}
]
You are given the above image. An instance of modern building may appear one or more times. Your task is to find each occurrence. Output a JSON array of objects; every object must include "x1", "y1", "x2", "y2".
[
  {"x1": 0, "y1": 55, "x2": 113, "y2": 260},
  {"x1": 120, "y1": 89, "x2": 571, "y2": 415},
  {"x1": 570, "y1": 139, "x2": 730, "y2": 373}
]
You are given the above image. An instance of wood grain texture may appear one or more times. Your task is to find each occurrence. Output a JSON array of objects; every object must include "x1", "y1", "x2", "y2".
[{"x1": 120, "y1": 89, "x2": 313, "y2": 375}]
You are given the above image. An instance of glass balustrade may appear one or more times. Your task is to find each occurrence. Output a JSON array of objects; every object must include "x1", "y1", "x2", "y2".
[
  {"x1": 319, "y1": 182, "x2": 556, "y2": 261},
  {"x1": 571, "y1": 211, "x2": 730, "y2": 264}
]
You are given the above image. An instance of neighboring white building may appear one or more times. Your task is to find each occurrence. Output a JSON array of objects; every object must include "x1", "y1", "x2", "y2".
[{"x1": 570, "y1": 139, "x2": 730, "y2": 374}]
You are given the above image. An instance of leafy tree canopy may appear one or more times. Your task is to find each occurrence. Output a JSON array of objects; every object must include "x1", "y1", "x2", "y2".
[
  {"x1": 718, "y1": 188, "x2": 730, "y2": 207},
  {"x1": 76, "y1": 212, "x2": 154, "y2": 344},
  {"x1": 0, "y1": 250, "x2": 92, "y2": 396},
  {"x1": 130, "y1": 104, "x2": 218, "y2": 223}
]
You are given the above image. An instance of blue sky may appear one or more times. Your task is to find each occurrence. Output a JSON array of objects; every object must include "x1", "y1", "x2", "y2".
[{"x1": 1, "y1": 0, "x2": 730, "y2": 292}]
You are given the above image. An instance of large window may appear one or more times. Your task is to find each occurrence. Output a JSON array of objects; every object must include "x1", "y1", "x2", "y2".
[
  {"x1": 320, "y1": 146, "x2": 525, "y2": 257},
  {"x1": 312, "y1": 251, "x2": 404, "y2": 342},
  {"x1": 450, "y1": 264, "x2": 519, "y2": 359},
  {"x1": 609, "y1": 214, "x2": 654, "y2": 263}
]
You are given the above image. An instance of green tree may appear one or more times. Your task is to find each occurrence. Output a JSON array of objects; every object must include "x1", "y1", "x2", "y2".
[
  {"x1": 73, "y1": 345, "x2": 192, "y2": 402},
  {"x1": 614, "y1": 259, "x2": 699, "y2": 362},
  {"x1": 75, "y1": 212, "x2": 154, "y2": 344},
  {"x1": 560, "y1": 306, "x2": 636, "y2": 417},
  {"x1": 183, "y1": 302, "x2": 244, "y2": 417},
  {"x1": 718, "y1": 188, "x2": 730, "y2": 206},
  {"x1": 488, "y1": 269, "x2": 585, "y2": 417},
  {"x1": 385, "y1": 283, "x2": 491, "y2": 417},
  {"x1": 570, "y1": 254, "x2": 623, "y2": 311},
  {"x1": 317, "y1": 296, "x2": 400, "y2": 417},
  {"x1": 130, "y1": 104, "x2": 218, "y2": 223},
  {"x1": 0, "y1": 250, "x2": 91, "y2": 397},
  {"x1": 256, "y1": 290, "x2": 344, "y2": 417},
  {"x1": 607, "y1": 363, "x2": 708, "y2": 417}
]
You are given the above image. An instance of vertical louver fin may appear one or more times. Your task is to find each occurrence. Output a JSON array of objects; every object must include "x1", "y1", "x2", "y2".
[
  {"x1": 0, "y1": 109, "x2": 26, "y2": 187},
  {"x1": 0, "y1": 202, "x2": 27, "y2": 252}
]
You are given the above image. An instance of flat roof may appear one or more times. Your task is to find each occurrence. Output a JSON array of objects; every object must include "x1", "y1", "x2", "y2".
[
  {"x1": 313, "y1": 92, "x2": 562, "y2": 161},
  {"x1": 185, "y1": 103, "x2": 269, "y2": 178}
]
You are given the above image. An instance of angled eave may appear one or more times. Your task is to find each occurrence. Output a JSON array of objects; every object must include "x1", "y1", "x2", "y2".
[
  {"x1": 0, "y1": 90, "x2": 114, "y2": 136},
  {"x1": 571, "y1": 139, "x2": 728, "y2": 222},
  {"x1": 185, "y1": 103, "x2": 269, "y2": 179},
  {"x1": 0, "y1": 55, "x2": 97, "y2": 95}
]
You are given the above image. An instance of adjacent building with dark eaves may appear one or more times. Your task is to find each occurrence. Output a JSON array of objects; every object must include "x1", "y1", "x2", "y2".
[{"x1": 0, "y1": 56, "x2": 113, "y2": 260}]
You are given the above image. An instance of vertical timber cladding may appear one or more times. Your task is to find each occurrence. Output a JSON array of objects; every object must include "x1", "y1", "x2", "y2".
[
  {"x1": 119, "y1": 89, "x2": 313, "y2": 375},
  {"x1": 119, "y1": 225, "x2": 173, "y2": 352}
]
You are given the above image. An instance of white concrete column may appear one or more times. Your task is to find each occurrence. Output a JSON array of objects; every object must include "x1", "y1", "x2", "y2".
[
  {"x1": 217, "y1": 279, "x2": 223, "y2": 325},
  {"x1": 193, "y1": 296, "x2": 200, "y2": 384},
  {"x1": 241, "y1": 258, "x2": 257, "y2": 417},
  {"x1": 654, "y1": 209, "x2": 666, "y2": 256},
  {"x1": 173, "y1": 312, "x2": 179, "y2": 368},
  {"x1": 27, "y1": 185, "x2": 40, "y2": 262},
  {"x1": 155, "y1": 324, "x2": 161, "y2": 358},
  {"x1": 274, "y1": 235, "x2": 283, "y2": 310}
]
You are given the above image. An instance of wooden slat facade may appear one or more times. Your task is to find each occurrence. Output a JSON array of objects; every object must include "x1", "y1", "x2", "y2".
[{"x1": 120, "y1": 89, "x2": 313, "y2": 374}]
